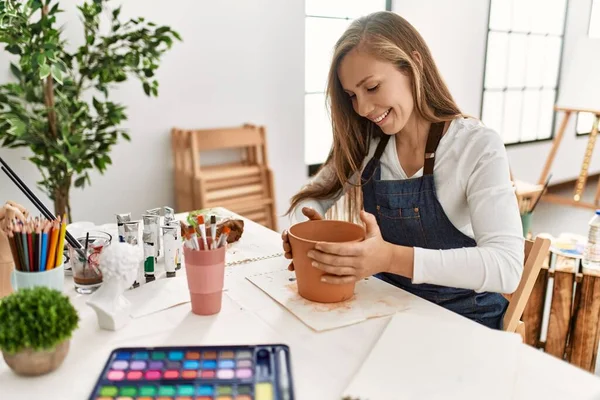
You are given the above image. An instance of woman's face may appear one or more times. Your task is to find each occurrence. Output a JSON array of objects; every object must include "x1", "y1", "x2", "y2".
[{"x1": 338, "y1": 47, "x2": 415, "y2": 135}]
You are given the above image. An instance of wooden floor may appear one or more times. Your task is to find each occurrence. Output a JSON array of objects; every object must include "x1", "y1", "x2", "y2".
[{"x1": 531, "y1": 176, "x2": 599, "y2": 238}]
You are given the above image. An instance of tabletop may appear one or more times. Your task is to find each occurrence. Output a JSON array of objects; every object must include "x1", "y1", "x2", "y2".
[{"x1": 2, "y1": 207, "x2": 600, "y2": 400}]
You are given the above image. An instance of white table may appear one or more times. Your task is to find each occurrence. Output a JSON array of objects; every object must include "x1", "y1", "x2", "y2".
[{"x1": 2, "y1": 208, "x2": 600, "y2": 400}]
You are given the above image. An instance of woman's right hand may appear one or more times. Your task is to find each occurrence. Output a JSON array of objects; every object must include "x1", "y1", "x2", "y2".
[{"x1": 282, "y1": 207, "x2": 323, "y2": 271}]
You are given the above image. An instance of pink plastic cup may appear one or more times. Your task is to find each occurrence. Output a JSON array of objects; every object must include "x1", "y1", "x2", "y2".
[{"x1": 183, "y1": 238, "x2": 225, "y2": 315}]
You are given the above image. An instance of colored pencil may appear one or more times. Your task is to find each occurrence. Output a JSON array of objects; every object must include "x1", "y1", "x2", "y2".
[
  {"x1": 27, "y1": 228, "x2": 34, "y2": 271},
  {"x1": 54, "y1": 215, "x2": 67, "y2": 268},
  {"x1": 7, "y1": 230, "x2": 21, "y2": 271},
  {"x1": 46, "y1": 220, "x2": 60, "y2": 271},
  {"x1": 40, "y1": 222, "x2": 50, "y2": 272}
]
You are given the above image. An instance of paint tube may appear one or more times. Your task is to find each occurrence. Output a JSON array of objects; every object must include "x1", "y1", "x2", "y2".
[
  {"x1": 142, "y1": 214, "x2": 158, "y2": 283},
  {"x1": 162, "y1": 225, "x2": 177, "y2": 278},
  {"x1": 116, "y1": 213, "x2": 131, "y2": 243},
  {"x1": 146, "y1": 207, "x2": 162, "y2": 258},
  {"x1": 123, "y1": 221, "x2": 140, "y2": 246},
  {"x1": 146, "y1": 207, "x2": 161, "y2": 216},
  {"x1": 168, "y1": 219, "x2": 182, "y2": 270},
  {"x1": 163, "y1": 206, "x2": 175, "y2": 224},
  {"x1": 124, "y1": 221, "x2": 141, "y2": 288}
]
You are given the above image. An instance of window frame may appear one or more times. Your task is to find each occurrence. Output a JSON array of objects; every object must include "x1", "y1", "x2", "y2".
[
  {"x1": 305, "y1": 0, "x2": 392, "y2": 176},
  {"x1": 479, "y1": 0, "x2": 569, "y2": 147}
]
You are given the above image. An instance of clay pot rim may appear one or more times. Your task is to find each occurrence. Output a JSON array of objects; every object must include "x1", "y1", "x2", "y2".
[{"x1": 288, "y1": 219, "x2": 365, "y2": 244}]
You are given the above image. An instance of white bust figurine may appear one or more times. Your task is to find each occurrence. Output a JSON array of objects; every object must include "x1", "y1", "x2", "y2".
[{"x1": 87, "y1": 241, "x2": 141, "y2": 331}]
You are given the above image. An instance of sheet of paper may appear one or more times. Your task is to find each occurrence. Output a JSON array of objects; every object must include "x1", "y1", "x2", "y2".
[
  {"x1": 247, "y1": 269, "x2": 410, "y2": 331},
  {"x1": 125, "y1": 275, "x2": 191, "y2": 318},
  {"x1": 342, "y1": 313, "x2": 523, "y2": 400}
]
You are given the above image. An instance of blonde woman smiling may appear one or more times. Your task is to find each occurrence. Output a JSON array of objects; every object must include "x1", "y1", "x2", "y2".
[{"x1": 283, "y1": 11, "x2": 524, "y2": 330}]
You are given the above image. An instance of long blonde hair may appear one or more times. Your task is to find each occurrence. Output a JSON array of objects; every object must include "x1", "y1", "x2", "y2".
[{"x1": 288, "y1": 11, "x2": 462, "y2": 222}]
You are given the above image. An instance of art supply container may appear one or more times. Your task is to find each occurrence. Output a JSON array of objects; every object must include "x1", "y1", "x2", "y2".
[
  {"x1": 288, "y1": 220, "x2": 365, "y2": 303},
  {"x1": 11, "y1": 264, "x2": 65, "y2": 292},
  {"x1": 69, "y1": 231, "x2": 111, "y2": 294},
  {"x1": 183, "y1": 238, "x2": 225, "y2": 315}
]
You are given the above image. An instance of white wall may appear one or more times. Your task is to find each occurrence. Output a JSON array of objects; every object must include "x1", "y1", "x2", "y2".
[
  {"x1": 0, "y1": 0, "x2": 306, "y2": 230},
  {"x1": 393, "y1": 0, "x2": 600, "y2": 185}
]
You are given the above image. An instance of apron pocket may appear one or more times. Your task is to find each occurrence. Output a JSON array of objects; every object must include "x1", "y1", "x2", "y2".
[
  {"x1": 376, "y1": 205, "x2": 420, "y2": 220},
  {"x1": 376, "y1": 205, "x2": 428, "y2": 247}
]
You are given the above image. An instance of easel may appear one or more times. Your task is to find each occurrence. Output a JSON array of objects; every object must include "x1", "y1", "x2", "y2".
[{"x1": 538, "y1": 106, "x2": 600, "y2": 209}]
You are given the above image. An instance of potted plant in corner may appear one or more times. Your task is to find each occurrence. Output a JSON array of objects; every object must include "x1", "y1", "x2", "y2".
[
  {"x1": 0, "y1": 286, "x2": 79, "y2": 376},
  {"x1": 0, "y1": 0, "x2": 181, "y2": 221}
]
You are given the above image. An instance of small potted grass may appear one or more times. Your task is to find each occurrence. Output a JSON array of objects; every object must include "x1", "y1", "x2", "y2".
[{"x1": 0, "y1": 287, "x2": 79, "y2": 376}]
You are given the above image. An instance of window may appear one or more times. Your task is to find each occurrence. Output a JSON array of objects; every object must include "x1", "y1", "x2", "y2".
[
  {"x1": 577, "y1": 0, "x2": 600, "y2": 136},
  {"x1": 481, "y1": 0, "x2": 567, "y2": 145},
  {"x1": 305, "y1": 0, "x2": 390, "y2": 172}
]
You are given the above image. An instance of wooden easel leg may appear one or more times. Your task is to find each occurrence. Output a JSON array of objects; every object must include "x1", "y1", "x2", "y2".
[
  {"x1": 539, "y1": 111, "x2": 572, "y2": 185},
  {"x1": 573, "y1": 115, "x2": 599, "y2": 202}
]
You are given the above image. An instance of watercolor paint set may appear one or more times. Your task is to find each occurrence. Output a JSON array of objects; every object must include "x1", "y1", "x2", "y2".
[{"x1": 88, "y1": 344, "x2": 294, "y2": 400}]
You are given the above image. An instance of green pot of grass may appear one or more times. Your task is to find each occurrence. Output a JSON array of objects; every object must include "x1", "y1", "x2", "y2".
[{"x1": 0, "y1": 287, "x2": 79, "y2": 376}]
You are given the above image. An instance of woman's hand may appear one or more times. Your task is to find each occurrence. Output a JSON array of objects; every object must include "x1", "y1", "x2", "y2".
[
  {"x1": 307, "y1": 210, "x2": 397, "y2": 284},
  {"x1": 282, "y1": 207, "x2": 323, "y2": 271}
]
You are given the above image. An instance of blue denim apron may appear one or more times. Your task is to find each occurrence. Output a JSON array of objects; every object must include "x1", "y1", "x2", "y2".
[{"x1": 361, "y1": 122, "x2": 508, "y2": 329}]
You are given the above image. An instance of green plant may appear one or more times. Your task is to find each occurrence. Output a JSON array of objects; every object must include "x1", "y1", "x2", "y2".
[
  {"x1": 0, "y1": 286, "x2": 79, "y2": 354},
  {"x1": 0, "y1": 0, "x2": 181, "y2": 221}
]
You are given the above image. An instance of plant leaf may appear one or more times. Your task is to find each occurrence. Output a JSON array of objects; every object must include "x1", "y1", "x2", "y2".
[
  {"x1": 39, "y1": 64, "x2": 51, "y2": 80},
  {"x1": 74, "y1": 176, "x2": 86, "y2": 188},
  {"x1": 50, "y1": 64, "x2": 63, "y2": 85},
  {"x1": 9, "y1": 63, "x2": 21, "y2": 80}
]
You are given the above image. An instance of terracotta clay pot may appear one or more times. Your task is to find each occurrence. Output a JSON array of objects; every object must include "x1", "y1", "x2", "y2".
[
  {"x1": 3, "y1": 339, "x2": 70, "y2": 376},
  {"x1": 288, "y1": 220, "x2": 365, "y2": 303}
]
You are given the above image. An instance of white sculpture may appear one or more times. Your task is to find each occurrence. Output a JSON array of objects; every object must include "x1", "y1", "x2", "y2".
[{"x1": 86, "y1": 242, "x2": 141, "y2": 331}]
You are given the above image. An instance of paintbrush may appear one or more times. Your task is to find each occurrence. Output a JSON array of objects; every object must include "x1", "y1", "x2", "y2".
[
  {"x1": 210, "y1": 215, "x2": 217, "y2": 250},
  {"x1": 196, "y1": 215, "x2": 208, "y2": 251}
]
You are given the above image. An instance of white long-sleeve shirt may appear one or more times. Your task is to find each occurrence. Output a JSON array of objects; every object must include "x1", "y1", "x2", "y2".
[{"x1": 292, "y1": 117, "x2": 524, "y2": 294}]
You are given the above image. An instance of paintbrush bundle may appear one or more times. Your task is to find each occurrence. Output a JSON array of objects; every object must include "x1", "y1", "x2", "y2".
[
  {"x1": 180, "y1": 214, "x2": 235, "y2": 251},
  {"x1": 3, "y1": 216, "x2": 67, "y2": 272}
]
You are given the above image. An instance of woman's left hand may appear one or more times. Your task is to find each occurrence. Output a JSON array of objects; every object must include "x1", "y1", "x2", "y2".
[{"x1": 307, "y1": 210, "x2": 393, "y2": 284}]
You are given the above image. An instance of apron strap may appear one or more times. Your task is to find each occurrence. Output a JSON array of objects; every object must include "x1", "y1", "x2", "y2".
[
  {"x1": 423, "y1": 122, "x2": 445, "y2": 176},
  {"x1": 372, "y1": 134, "x2": 391, "y2": 163},
  {"x1": 369, "y1": 121, "x2": 445, "y2": 174}
]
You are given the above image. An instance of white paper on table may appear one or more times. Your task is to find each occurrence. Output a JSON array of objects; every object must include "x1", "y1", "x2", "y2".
[
  {"x1": 343, "y1": 313, "x2": 523, "y2": 400},
  {"x1": 246, "y1": 269, "x2": 410, "y2": 331},
  {"x1": 125, "y1": 275, "x2": 191, "y2": 318}
]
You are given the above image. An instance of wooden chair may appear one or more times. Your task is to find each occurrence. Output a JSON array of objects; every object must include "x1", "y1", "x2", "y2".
[
  {"x1": 171, "y1": 124, "x2": 278, "y2": 231},
  {"x1": 503, "y1": 236, "x2": 552, "y2": 341}
]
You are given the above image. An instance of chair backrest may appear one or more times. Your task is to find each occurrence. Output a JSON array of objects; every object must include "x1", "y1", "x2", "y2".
[
  {"x1": 187, "y1": 124, "x2": 268, "y2": 167},
  {"x1": 503, "y1": 236, "x2": 551, "y2": 333}
]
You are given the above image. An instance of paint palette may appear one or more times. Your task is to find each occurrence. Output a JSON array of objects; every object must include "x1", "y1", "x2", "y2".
[{"x1": 89, "y1": 344, "x2": 294, "y2": 400}]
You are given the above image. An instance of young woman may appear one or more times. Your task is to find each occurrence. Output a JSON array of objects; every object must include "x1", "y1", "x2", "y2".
[{"x1": 282, "y1": 11, "x2": 524, "y2": 330}]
